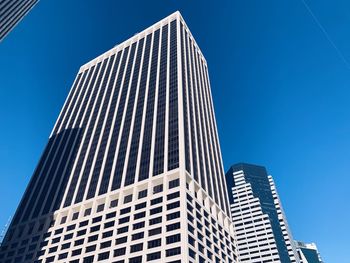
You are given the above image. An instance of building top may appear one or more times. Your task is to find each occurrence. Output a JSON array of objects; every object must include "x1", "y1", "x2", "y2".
[{"x1": 79, "y1": 11, "x2": 208, "y2": 72}]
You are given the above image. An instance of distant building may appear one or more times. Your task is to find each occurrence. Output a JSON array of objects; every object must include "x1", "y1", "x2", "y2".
[
  {"x1": 0, "y1": 0, "x2": 38, "y2": 41},
  {"x1": 296, "y1": 241, "x2": 323, "y2": 263},
  {"x1": 226, "y1": 163, "x2": 300, "y2": 263}
]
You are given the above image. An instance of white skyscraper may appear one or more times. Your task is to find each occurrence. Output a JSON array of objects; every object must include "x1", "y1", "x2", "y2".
[
  {"x1": 226, "y1": 163, "x2": 299, "y2": 263},
  {"x1": 0, "y1": 12, "x2": 237, "y2": 263}
]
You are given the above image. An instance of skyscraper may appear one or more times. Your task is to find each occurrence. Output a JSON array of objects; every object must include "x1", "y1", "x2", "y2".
[
  {"x1": 0, "y1": 12, "x2": 237, "y2": 263},
  {"x1": 296, "y1": 241, "x2": 323, "y2": 263},
  {"x1": 226, "y1": 163, "x2": 299, "y2": 263},
  {"x1": 0, "y1": 0, "x2": 38, "y2": 42}
]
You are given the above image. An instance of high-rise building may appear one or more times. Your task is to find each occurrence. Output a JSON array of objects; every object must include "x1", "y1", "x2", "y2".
[
  {"x1": 0, "y1": 0, "x2": 38, "y2": 42},
  {"x1": 0, "y1": 11, "x2": 237, "y2": 263},
  {"x1": 226, "y1": 163, "x2": 299, "y2": 263},
  {"x1": 296, "y1": 241, "x2": 323, "y2": 263}
]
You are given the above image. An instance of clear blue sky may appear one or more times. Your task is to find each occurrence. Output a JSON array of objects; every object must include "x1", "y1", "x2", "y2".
[{"x1": 0, "y1": 0, "x2": 349, "y2": 261}]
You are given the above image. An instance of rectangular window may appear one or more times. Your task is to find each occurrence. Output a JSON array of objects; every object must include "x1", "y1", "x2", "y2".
[
  {"x1": 147, "y1": 252, "x2": 161, "y2": 261},
  {"x1": 153, "y1": 184, "x2": 163, "y2": 194},
  {"x1": 169, "y1": 179, "x2": 180, "y2": 189},
  {"x1": 167, "y1": 211, "x2": 180, "y2": 221},
  {"x1": 149, "y1": 216, "x2": 162, "y2": 225},
  {"x1": 167, "y1": 222, "x2": 180, "y2": 232},
  {"x1": 138, "y1": 189, "x2": 147, "y2": 199},
  {"x1": 148, "y1": 238, "x2": 161, "y2": 248},
  {"x1": 166, "y1": 247, "x2": 181, "y2": 257},
  {"x1": 149, "y1": 227, "x2": 161, "y2": 236},
  {"x1": 166, "y1": 234, "x2": 181, "y2": 244},
  {"x1": 130, "y1": 243, "x2": 143, "y2": 253},
  {"x1": 124, "y1": 194, "x2": 133, "y2": 204}
]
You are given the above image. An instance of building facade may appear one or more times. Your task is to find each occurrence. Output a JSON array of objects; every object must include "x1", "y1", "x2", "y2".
[
  {"x1": 296, "y1": 241, "x2": 323, "y2": 263},
  {"x1": 0, "y1": 0, "x2": 38, "y2": 41},
  {"x1": 0, "y1": 12, "x2": 237, "y2": 263},
  {"x1": 226, "y1": 163, "x2": 299, "y2": 263}
]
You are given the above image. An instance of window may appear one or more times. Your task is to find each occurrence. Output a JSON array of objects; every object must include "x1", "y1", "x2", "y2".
[
  {"x1": 103, "y1": 221, "x2": 114, "y2": 230},
  {"x1": 151, "y1": 197, "x2": 163, "y2": 205},
  {"x1": 98, "y1": 251, "x2": 110, "y2": 260},
  {"x1": 84, "y1": 208, "x2": 92, "y2": 216},
  {"x1": 72, "y1": 212, "x2": 79, "y2": 220},
  {"x1": 85, "y1": 245, "x2": 96, "y2": 253},
  {"x1": 72, "y1": 248, "x2": 82, "y2": 256},
  {"x1": 117, "y1": 226, "x2": 129, "y2": 234},
  {"x1": 138, "y1": 189, "x2": 147, "y2": 199},
  {"x1": 110, "y1": 199, "x2": 118, "y2": 208},
  {"x1": 135, "y1": 202, "x2": 146, "y2": 210},
  {"x1": 150, "y1": 206, "x2": 162, "y2": 215},
  {"x1": 167, "y1": 201, "x2": 180, "y2": 210},
  {"x1": 79, "y1": 220, "x2": 89, "y2": 227},
  {"x1": 64, "y1": 233, "x2": 73, "y2": 240},
  {"x1": 88, "y1": 234, "x2": 98, "y2": 242},
  {"x1": 169, "y1": 178, "x2": 179, "y2": 189},
  {"x1": 167, "y1": 211, "x2": 180, "y2": 221},
  {"x1": 100, "y1": 241, "x2": 111, "y2": 249},
  {"x1": 148, "y1": 238, "x2": 161, "y2": 248},
  {"x1": 90, "y1": 225, "x2": 100, "y2": 232},
  {"x1": 106, "y1": 211, "x2": 116, "y2": 219},
  {"x1": 114, "y1": 248, "x2": 126, "y2": 256},
  {"x1": 132, "y1": 232, "x2": 144, "y2": 241},
  {"x1": 102, "y1": 230, "x2": 113, "y2": 238},
  {"x1": 147, "y1": 252, "x2": 161, "y2": 261},
  {"x1": 58, "y1": 253, "x2": 68, "y2": 260},
  {"x1": 120, "y1": 207, "x2": 131, "y2": 215},
  {"x1": 129, "y1": 256, "x2": 142, "y2": 263},
  {"x1": 77, "y1": 229, "x2": 87, "y2": 236},
  {"x1": 119, "y1": 216, "x2": 130, "y2": 224},
  {"x1": 149, "y1": 216, "x2": 162, "y2": 225},
  {"x1": 116, "y1": 236, "x2": 127, "y2": 245},
  {"x1": 67, "y1": 224, "x2": 75, "y2": 231},
  {"x1": 124, "y1": 194, "x2": 133, "y2": 204},
  {"x1": 97, "y1": 204, "x2": 105, "y2": 212},
  {"x1": 83, "y1": 256, "x2": 94, "y2": 263},
  {"x1": 149, "y1": 227, "x2": 161, "y2": 236},
  {"x1": 166, "y1": 234, "x2": 181, "y2": 244},
  {"x1": 134, "y1": 211, "x2": 146, "y2": 220},
  {"x1": 130, "y1": 243, "x2": 143, "y2": 253},
  {"x1": 92, "y1": 216, "x2": 102, "y2": 223},
  {"x1": 60, "y1": 216, "x2": 67, "y2": 224},
  {"x1": 167, "y1": 222, "x2": 180, "y2": 232},
  {"x1": 61, "y1": 243, "x2": 70, "y2": 250},
  {"x1": 166, "y1": 247, "x2": 181, "y2": 257},
  {"x1": 167, "y1": 191, "x2": 180, "y2": 200},
  {"x1": 133, "y1": 222, "x2": 145, "y2": 230},
  {"x1": 74, "y1": 238, "x2": 84, "y2": 246},
  {"x1": 153, "y1": 184, "x2": 163, "y2": 194}
]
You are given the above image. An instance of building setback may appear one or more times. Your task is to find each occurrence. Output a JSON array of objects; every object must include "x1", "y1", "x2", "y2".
[
  {"x1": 0, "y1": 0, "x2": 38, "y2": 42},
  {"x1": 226, "y1": 163, "x2": 299, "y2": 263},
  {"x1": 296, "y1": 241, "x2": 323, "y2": 263},
  {"x1": 0, "y1": 11, "x2": 237, "y2": 263}
]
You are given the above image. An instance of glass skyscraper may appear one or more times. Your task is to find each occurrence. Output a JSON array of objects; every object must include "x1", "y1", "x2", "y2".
[
  {"x1": 0, "y1": 12, "x2": 237, "y2": 263},
  {"x1": 0, "y1": 0, "x2": 38, "y2": 42},
  {"x1": 226, "y1": 163, "x2": 299, "y2": 263}
]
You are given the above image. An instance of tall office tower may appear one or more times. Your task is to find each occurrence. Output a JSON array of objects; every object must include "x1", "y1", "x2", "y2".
[
  {"x1": 0, "y1": 0, "x2": 38, "y2": 42},
  {"x1": 0, "y1": 11, "x2": 237, "y2": 263},
  {"x1": 295, "y1": 241, "x2": 323, "y2": 263},
  {"x1": 226, "y1": 163, "x2": 299, "y2": 263}
]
